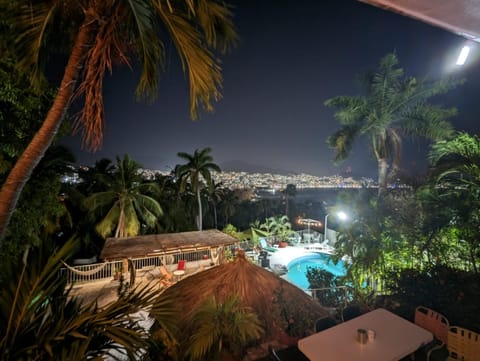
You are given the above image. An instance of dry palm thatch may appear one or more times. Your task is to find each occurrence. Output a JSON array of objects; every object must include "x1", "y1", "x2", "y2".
[{"x1": 157, "y1": 250, "x2": 329, "y2": 347}]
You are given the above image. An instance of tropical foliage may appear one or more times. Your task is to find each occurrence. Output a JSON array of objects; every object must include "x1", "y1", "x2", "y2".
[
  {"x1": 176, "y1": 147, "x2": 221, "y2": 231},
  {"x1": 259, "y1": 215, "x2": 294, "y2": 243},
  {"x1": 0, "y1": 0, "x2": 237, "y2": 241},
  {"x1": 384, "y1": 265, "x2": 480, "y2": 332},
  {"x1": 2, "y1": 146, "x2": 74, "y2": 257},
  {"x1": 0, "y1": 238, "x2": 178, "y2": 361},
  {"x1": 84, "y1": 155, "x2": 163, "y2": 238},
  {"x1": 426, "y1": 132, "x2": 480, "y2": 273},
  {"x1": 325, "y1": 52, "x2": 460, "y2": 196},
  {"x1": 185, "y1": 296, "x2": 263, "y2": 361}
]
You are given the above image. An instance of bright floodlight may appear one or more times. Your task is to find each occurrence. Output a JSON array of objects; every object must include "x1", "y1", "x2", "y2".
[
  {"x1": 456, "y1": 46, "x2": 470, "y2": 66},
  {"x1": 337, "y1": 211, "x2": 348, "y2": 221}
]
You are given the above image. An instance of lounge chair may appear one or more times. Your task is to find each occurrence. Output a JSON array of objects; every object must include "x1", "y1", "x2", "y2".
[
  {"x1": 154, "y1": 265, "x2": 173, "y2": 287},
  {"x1": 259, "y1": 237, "x2": 278, "y2": 253}
]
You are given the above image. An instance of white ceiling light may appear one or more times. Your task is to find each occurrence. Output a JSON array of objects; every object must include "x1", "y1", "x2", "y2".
[{"x1": 456, "y1": 45, "x2": 471, "y2": 65}]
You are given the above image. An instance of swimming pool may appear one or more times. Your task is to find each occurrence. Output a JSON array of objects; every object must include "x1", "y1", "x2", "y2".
[{"x1": 286, "y1": 253, "x2": 346, "y2": 290}]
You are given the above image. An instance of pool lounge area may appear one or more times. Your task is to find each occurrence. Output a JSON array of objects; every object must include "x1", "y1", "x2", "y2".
[{"x1": 266, "y1": 244, "x2": 346, "y2": 290}]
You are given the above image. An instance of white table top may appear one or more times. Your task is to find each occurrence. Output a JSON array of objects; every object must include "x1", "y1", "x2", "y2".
[{"x1": 298, "y1": 308, "x2": 433, "y2": 361}]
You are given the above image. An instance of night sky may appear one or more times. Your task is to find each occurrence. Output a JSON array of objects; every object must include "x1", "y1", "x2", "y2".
[{"x1": 62, "y1": 0, "x2": 480, "y2": 178}]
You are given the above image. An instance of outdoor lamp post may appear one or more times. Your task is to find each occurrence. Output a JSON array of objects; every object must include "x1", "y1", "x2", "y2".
[{"x1": 324, "y1": 211, "x2": 348, "y2": 243}]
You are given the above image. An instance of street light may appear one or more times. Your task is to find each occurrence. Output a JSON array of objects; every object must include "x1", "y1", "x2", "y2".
[{"x1": 324, "y1": 211, "x2": 348, "y2": 243}]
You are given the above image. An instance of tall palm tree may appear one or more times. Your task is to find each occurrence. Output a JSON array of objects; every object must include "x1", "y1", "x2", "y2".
[
  {"x1": 208, "y1": 180, "x2": 227, "y2": 229},
  {"x1": 0, "y1": 0, "x2": 237, "y2": 241},
  {"x1": 325, "y1": 52, "x2": 460, "y2": 196},
  {"x1": 282, "y1": 183, "x2": 297, "y2": 216},
  {"x1": 84, "y1": 154, "x2": 163, "y2": 238},
  {"x1": 176, "y1": 147, "x2": 221, "y2": 231},
  {"x1": 185, "y1": 295, "x2": 263, "y2": 361}
]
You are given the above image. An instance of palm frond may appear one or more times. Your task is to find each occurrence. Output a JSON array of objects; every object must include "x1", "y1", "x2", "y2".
[
  {"x1": 401, "y1": 104, "x2": 456, "y2": 140},
  {"x1": 14, "y1": 2, "x2": 59, "y2": 85},
  {"x1": 157, "y1": 4, "x2": 223, "y2": 118},
  {"x1": 126, "y1": 0, "x2": 164, "y2": 102},
  {"x1": 326, "y1": 125, "x2": 361, "y2": 163},
  {"x1": 95, "y1": 203, "x2": 120, "y2": 238},
  {"x1": 195, "y1": 0, "x2": 238, "y2": 53}
]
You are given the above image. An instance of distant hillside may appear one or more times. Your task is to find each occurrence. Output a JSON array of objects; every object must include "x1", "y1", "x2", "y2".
[{"x1": 219, "y1": 160, "x2": 295, "y2": 175}]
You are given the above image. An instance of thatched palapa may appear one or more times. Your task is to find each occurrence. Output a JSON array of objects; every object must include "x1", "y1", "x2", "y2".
[
  {"x1": 160, "y1": 250, "x2": 329, "y2": 349},
  {"x1": 100, "y1": 229, "x2": 238, "y2": 260}
]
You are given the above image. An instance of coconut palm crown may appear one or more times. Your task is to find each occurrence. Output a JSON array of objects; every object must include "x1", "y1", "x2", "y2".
[
  {"x1": 176, "y1": 147, "x2": 221, "y2": 231},
  {"x1": 325, "y1": 52, "x2": 461, "y2": 196},
  {"x1": 0, "y1": 0, "x2": 237, "y2": 241},
  {"x1": 84, "y1": 154, "x2": 163, "y2": 238}
]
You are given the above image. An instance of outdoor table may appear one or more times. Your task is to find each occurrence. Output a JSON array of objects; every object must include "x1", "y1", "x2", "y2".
[
  {"x1": 298, "y1": 308, "x2": 433, "y2": 361},
  {"x1": 173, "y1": 269, "x2": 185, "y2": 281}
]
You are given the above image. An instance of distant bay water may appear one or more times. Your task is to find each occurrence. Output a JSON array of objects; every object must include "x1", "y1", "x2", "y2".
[{"x1": 256, "y1": 187, "x2": 376, "y2": 205}]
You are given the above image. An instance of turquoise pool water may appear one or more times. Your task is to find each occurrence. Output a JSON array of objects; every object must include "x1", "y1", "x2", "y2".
[{"x1": 286, "y1": 253, "x2": 346, "y2": 290}]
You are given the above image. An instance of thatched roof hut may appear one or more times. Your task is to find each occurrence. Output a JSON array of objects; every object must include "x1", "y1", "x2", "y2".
[
  {"x1": 100, "y1": 229, "x2": 238, "y2": 260},
  {"x1": 160, "y1": 250, "x2": 329, "y2": 352}
]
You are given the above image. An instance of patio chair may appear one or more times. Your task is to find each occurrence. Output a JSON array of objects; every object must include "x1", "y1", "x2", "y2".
[
  {"x1": 177, "y1": 259, "x2": 186, "y2": 271},
  {"x1": 268, "y1": 345, "x2": 282, "y2": 361},
  {"x1": 259, "y1": 237, "x2": 278, "y2": 253},
  {"x1": 315, "y1": 316, "x2": 337, "y2": 332},
  {"x1": 447, "y1": 326, "x2": 480, "y2": 361},
  {"x1": 414, "y1": 306, "x2": 449, "y2": 360},
  {"x1": 342, "y1": 304, "x2": 363, "y2": 322},
  {"x1": 173, "y1": 260, "x2": 186, "y2": 280}
]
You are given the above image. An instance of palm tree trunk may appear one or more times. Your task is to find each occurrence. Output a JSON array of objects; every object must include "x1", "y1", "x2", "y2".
[
  {"x1": 197, "y1": 188, "x2": 203, "y2": 231},
  {"x1": 469, "y1": 244, "x2": 478, "y2": 274},
  {"x1": 213, "y1": 201, "x2": 218, "y2": 229},
  {"x1": 377, "y1": 158, "x2": 388, "y2": 197},
  {"x1": 0, "y1": 18, "x2": 94, "y2": 242}
]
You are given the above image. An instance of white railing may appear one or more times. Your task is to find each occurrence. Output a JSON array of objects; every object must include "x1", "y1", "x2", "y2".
[
  {"x1": 60, "y1": 260, "x2": 123, "y2": 284},
  {"x1": 60, "y1": 244, "x2": 247, "y2": 285},
  {"x1": 308, "y1": 286, "x2": 353, "y2": 308}
]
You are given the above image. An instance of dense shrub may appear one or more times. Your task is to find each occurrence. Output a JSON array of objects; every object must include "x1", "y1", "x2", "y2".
[{"x1": 383, "y1": 265, "x2": 480, "y2": 332}]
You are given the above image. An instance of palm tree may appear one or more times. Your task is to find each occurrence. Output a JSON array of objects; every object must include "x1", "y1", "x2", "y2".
[
  {"x1": 76, "y1": 158, "x2": 115, "y2": 194},
  {"x1": 84, "y1": 154, "x2": 163, "y2": 238},
  {"x1": 0, "y1": 0, "x2": 237, "y2": 241},
  {"x1": 218, "y1": 189, "x2": 238, "y2": 228},
  {"x1": 185, "y1": 295, "x2": 263, "y2": 361},
  {"x1": 325, "y1": 52, "x2": 460, "y2": 196},
  {"x1": 176, "y1": 147, "x2": 221, "y2": 231},
  {"x1": 208, "y1": 180, "x2": 227, "y2": 229},
  {"x1": 282, "y1": 183, "x2": 297, "y2": 216}
]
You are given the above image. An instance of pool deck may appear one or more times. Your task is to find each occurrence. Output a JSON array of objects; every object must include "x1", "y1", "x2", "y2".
[{"x1": 268, "y1": 244, "x2": 334, "y2": 269}]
